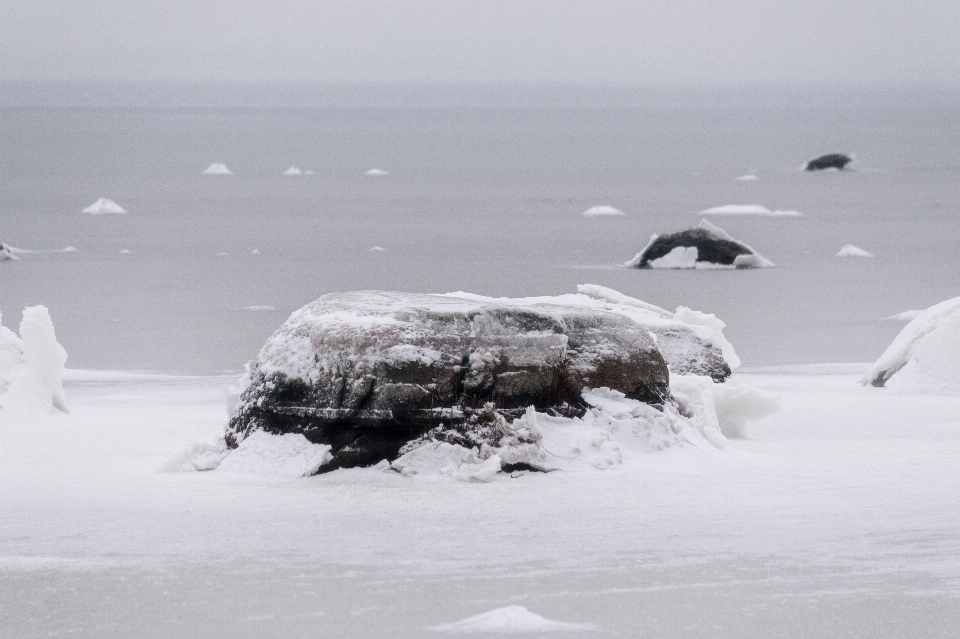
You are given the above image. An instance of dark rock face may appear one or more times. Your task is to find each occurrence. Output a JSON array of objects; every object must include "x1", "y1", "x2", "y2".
[
  {"x1": 227, "y1": 292, "x2": 671, "y2": 471},
  {"x1": 625, "y1": 220, "x2": 772, "y2": 269},
  {"x1": 805, "y1": 153, "x2": 852, "y2": 171}
]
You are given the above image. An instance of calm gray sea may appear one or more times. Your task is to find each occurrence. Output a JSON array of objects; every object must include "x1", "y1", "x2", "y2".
[{"x1": 2, "y1": 85, "x2": 959, "y2": 373}]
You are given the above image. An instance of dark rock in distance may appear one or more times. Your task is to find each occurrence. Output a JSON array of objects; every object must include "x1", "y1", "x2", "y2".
[
  {"x1": 624, "y1": 219, "x2": 772, "y2": 269},
  {"x1": 805, "y1": 153, "x2": 852, "y2": 171},
  {"x1": 227, "y1": 291, "x2": 672, "y2": 471}
]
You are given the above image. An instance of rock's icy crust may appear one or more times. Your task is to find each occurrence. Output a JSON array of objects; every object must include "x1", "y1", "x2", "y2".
[
  {"x1": 624, "y1": 219, "x2": 774, "y2": 270},
  {"x1": 0, "y1": 306, "x2": 69, "y2": 414},
  {"x1": 861, "y1": 295, "x2": 960, "y2": 392}
]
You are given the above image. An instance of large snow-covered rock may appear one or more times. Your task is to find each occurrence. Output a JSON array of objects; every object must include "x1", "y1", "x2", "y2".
[
  {"x1": 624, "y1": 219, "x2": 773, "y2": 269},
  {"x1": 0, "y1": 306, "x2": 69, "y2": 413},
  {"x1": 861, "y1": 295, "x2": 960, "y2": 393},
  {"x1": 228, "y1": 290, "x2": 672, "y2": 469},
  {"x1": 226, "y1": 287, "x2": 745, "y2": 472}
]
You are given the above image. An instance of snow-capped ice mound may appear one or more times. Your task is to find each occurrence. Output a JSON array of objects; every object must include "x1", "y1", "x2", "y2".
[
  {"x1": 861, "y1": 295, "x2": 960, "y2": 392},
  {"x1": 282, "y1": 166, "x2": 303, "y2": 175},
  {"x1": 700, "y1": 204, "x2": 801, "y2": 217},
  {"x1": 0, "y1": 242, "x2": 18, "y2": 261},
  {"x1": 582, "y1": 205, "x2": 625, "y2": 217},
  {"x1": 0, "y1": 306, "x2": 69, "y2": 414},
  {"x1": 882, "y1": 310, "x2": 922, "y2": 322},
  {"x1": 430, "y1": 605, "x2": 595, "y2": 634},
  {"x1": 364, "y1": 168, "x2": 389, "y2": 176},
  {"x1": 835, "y1": 244, "x2": 874, "y2": 258},
  {"x1": 81, "y1": 198, "x2": 126, "y2": 214},
  {"x1": 624, "y1": 219, "x2": 774, "y2": 269},
  {"x1": 203, "y1": 163, "x2": 233, "y2": 175},
  {"x1": 217, "y1": 431, "x2": 332, "y2": 477},
  {"x1": 369, "y1": 246, "x2": 387, "y2": 252}
]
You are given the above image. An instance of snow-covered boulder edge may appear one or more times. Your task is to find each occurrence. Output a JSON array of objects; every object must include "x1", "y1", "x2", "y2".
[
  {"x1": 0, "y1": 306, "x2": 69, "y2": 414},
  {"x1": 861, "y1": 295, "x2": 960, "y2": 393}
]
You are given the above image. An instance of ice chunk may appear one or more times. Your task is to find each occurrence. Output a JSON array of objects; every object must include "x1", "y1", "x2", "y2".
[
  {"x1": 282, "y1": 166, "x2": 302, "y2": 175},
  {"x1": 835, "y1": 244, "x2": 874, "y2": 258},
  {"x1": 364, "y1": 168, "x2": 389, "y2": 176},
  {"x1": 882, "y1": 310, "x2": 922, "y2": 322},
  {"x1": 0, "y1": 242, "x2": 18, "y2": 261},
  {"x1": 81, "y1": 197, "x2": 126, "y2": 214},
  {"x1": 446, "y1": 454, "x2": 502, "y2": 483},
  {"x1": 0, "y1": 306, "x2": 69, "y2": 413},
  {"x1": 700, "y1": 204, "x2": 801, "y2": 216},
  {"x1": 158, "y1": 436, "x2": 230, "y2": 472},
  {"x1": 217, "y1": 431, "x2": 332, "y2": 477},
  {"x1": 120, "y1": 249, "x2": 131, "y2": 254},
  {"x1": 430, "y1": 605, "x2": 595, "y2": 634},
  {"x1": 368, "y1": 246, "x2": 387, "y2": 252},
  {"x1": 861, "y1": 295, "x2": 960, "y2": 390},
  {"x1": 736, "y1": 174, "x2": 759, "y2": 181},
  {"x1": 236, "y1": 306, "x2": 278, "y2": 312},
  {"x1": 391, "y1": 442, "x2": 479, "y2": 477},
  {"x1": 203, "y1": 163, "x2": 233, "y2": 175},
  {"x1": 649, "y1": 246, "x2": 698, "y2": 268},
  {"x1": 582, "y1": 205, "x2": 625, "y2": 216}
]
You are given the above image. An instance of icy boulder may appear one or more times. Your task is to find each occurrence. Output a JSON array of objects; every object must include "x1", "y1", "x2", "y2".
[
  {"x1": 861, "y1": 295, "x2": 960, "y2": 393},
  {"x1": 228, "y1": 290, "x2": 672, "y2": 471},
  {"x1": 0, "y1": 306, "x2": 69, "y2": 413},
  {"x1": 0, "y1": 242, "x2": 18, "y2": 261},
  {"x1": 624, "y1": 219, "x2": 773, "y2": 269}
]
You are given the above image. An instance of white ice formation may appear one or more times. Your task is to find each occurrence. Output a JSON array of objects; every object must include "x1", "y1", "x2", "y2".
[
  {"x1": 81, "y1": 198, "x2": 126, "y2": 214},
  {"x1": 364, "y1": 168, "x2": 390, "y2": 176},
  {"x1": 203, "y1": 163, "x2": 233, "y2": 175},
  {"x1": 283, "y1": 166, "x2": 303, "y2": 175},
  {"x1": 216, "y1": 431, "x2": 332, "y2": 478},
  {"x1": 835, "y1": 244, "x2": 874, "y2": 258},
  {"x1": 700, "y1": 204, "x2": 801, "y2": 217},
  {"x1": 0, "y1": 306, "x2": 69, "y2": 414},
  {"x1": 735, "y1": 174, "x2": 759, "y2": 181},
  {"x1": 430, "y1": 605, "x2": 595, "y2": 634},
  {"x1": 882, "y1": 310, "x2": 922, "y2": 322},
  {"x1": 582, "y1": 205, "x2": 626, "y2": 216},
  {"x1": 368, "y1": 246, "x2": 387, "y2": 252},
  {"x1": 861, "y1": 295, "x2": 960, "y2": 393}
]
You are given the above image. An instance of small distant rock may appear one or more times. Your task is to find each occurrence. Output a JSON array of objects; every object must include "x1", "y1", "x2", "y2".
[
  {"x1": 203, "y1": 163, "x2": 233, "y2": 175},
  {"x1": 835, "y1": 244, "x2": 873, "y2": 258},
  {"x1": 625, "y1": 219, "x2": 773, "y2": 269},
  {"x1": 582, "y1": 205, "x2": 626, "y2": 217},
  {"x1": 805, "y1": 153, "x2": 852, "y2": 171}
]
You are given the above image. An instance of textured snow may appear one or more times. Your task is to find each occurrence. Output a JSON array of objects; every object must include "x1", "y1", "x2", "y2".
[
  {"x1": 861, "y1": 295, "x2": 960, "y2": 391},
  {"x1": 431, "y1": 605, "x2": 595, "y2": 634},
  {"x1": 836, "y1": 244, "x2": 874, "y2": 258},
  {"x1": 701, "y1": 204, "x2": 802, "y2": 216},
  {"x1": 203, "y1": 163, "x2": 233, "y2": 175},
  {"x1": 81, "y1": 197, "x2": 126, "y2": 214},
  {"x1": 217, "y1": 431, "x2": 332, "y2": 477},
  {"x1": 365, "y1": 168, "x2": 390, "y2": 176},
  {"x1": 0, "y1": 306, "x2": 68, "y2": 414},
  {"x1": 158, "y1": 436, "x2": 229, "y2": 472},
  {"x1": 582, "y1": 205, "x2": 625, "y2": 216}
]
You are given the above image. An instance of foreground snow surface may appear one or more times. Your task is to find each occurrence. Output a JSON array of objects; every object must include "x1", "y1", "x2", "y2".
[{"x1": 2, "y1": 368, "x2": 959, "y2": 638}]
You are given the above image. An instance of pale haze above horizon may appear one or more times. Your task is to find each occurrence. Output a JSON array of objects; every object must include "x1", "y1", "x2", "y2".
[{"x1": 2, "y1": 0, "x2": 959, "y2": 85}]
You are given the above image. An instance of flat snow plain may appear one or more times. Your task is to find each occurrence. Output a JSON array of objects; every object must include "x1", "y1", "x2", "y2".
[{"x1": 2, "y1": 367, "x2": 959, "y2": 638}]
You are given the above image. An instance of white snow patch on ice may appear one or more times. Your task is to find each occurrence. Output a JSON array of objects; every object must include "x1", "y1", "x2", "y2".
[
  {"x1": 861, "y1": 295, "x2": 960, "y2": 392},
  {"x1": 736, "y1": 174, "x2": 759, "y2": 181},
  {"x1": 251, "y1": 249, "x2": 260, "y2": 255},
  {"x1": 431, "y1": 605, "x2": 595, "y2": 634},
  {"x1": 582, "y1": 205, "x2": 625, "y2": 217},
  {"x1": 701, "y1": 204, "x2": 802, "y2": 217},
  {"x1": 217, "y1": 431, "x2": 332, "y2": 478},
  {"x1": 203, "y1": 163, "x2": 233, "y2": 175},
  {"x1": 0, "y1": 306, "x2": 69, "y2": 414},
  {"x1": 835, "y1": 244, "x2": 874, "y2": 258},
  {"x1": 81, "y1": 197, "x2": 126, "y2": 214},
  {"x1": 282, "y1": 166, "x2": 303, "y2": 175},
  {"x1": 236, "y1": 306, "x2": 279, "y2": 312},
  {"x1": 120, "y1": 248, "x2": 131, "y2": 254},
  {"x1": 365, "y1": 168, "x2": 389, "y2": 176},
  {"x1": 369, "y1": 246, "x2": 387, "y2": 252}
]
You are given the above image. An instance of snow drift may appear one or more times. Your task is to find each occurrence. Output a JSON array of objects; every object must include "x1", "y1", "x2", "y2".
[
  {"x1": 861, "y1": 295, "x2": 960, "y2": 393},
  {"x1": 365, "y1": 168, "x2": 390, "y2": 176},
  {"x1": 0, "y1": 306, "x2": 69, "y2": 414},
  {"x1": 81, "y1": 198, "x2": 126, "y2": 214}
]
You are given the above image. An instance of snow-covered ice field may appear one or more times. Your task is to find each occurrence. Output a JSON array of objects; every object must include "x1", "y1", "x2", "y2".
[{"x1": 3, "y1": 367, "x2": 958, "y2": 638}]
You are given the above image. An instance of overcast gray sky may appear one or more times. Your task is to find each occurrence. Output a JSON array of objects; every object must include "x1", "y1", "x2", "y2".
[{"x1": 2, "y1": 1, "x2": 958, "y2": 85}]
